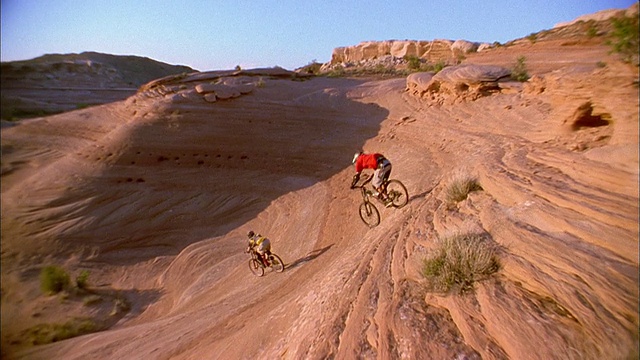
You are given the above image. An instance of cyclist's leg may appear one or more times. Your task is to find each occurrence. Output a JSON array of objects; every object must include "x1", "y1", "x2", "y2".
[{"x1": 372, "y1": 169, "x2": 385, "y2": 197}]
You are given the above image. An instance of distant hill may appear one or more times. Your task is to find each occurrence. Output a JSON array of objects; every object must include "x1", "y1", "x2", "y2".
[
  {"x1": 1, "y1": 51, "x2": 197, "y2": 89},
  {"x1": 1, "y1": 52, "x2": 197, "y2": 120}
]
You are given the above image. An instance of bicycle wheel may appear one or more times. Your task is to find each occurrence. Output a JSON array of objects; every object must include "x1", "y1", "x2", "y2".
[
  {"x1": 269, "y1": 253, "x2": 285, "y2": 273},
  {"x1": 386, "y1": 180, "x2": 408, "y2": 208},
  {"x1": 359, "y1": 202, "x2": 380, "y2": 227},
  {"x1": 249, "y1": 258, "x2": 264, "y2": 277}
]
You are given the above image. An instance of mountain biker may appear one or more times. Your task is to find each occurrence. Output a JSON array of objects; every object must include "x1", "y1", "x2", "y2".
[
  {"x1": 245, "y1": 230, "x2": 272, "y2": 267},
  {"x1": 350, "y1": 151, "x2": 392, "y2": 203}
]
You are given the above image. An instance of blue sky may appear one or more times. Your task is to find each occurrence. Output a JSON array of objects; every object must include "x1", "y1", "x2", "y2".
[{"x1": 1, "y1": 0, "x2": 636, "y2": 71}]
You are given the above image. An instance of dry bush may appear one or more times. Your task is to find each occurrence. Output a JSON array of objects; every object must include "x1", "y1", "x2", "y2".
[
  {"x1": 422, "y1": 232, "x2": 500, "y2": 293},
  {"x1": 445, "y1": 171, "x2": 482, "y2": 206}
]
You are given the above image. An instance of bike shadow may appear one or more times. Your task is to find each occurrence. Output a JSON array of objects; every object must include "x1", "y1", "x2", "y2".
[{"x1": 286, "y1": 244, "x2": 334, "y2": 270}]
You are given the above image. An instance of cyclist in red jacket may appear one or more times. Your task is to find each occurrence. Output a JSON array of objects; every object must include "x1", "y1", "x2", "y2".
[{"x1": 350, "y1": 151, "x2": 392, "y2": 201}]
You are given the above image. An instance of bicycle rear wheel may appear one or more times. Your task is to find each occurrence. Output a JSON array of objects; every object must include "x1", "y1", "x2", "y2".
[
  {"x1": 249, "y1": 258, "x2": 264, "y2": 277},
  {"x1": 359, "y1": 202, "x2": 380, "y2": 227},
  {"x1": 386, "y1": 180, "x2": 408, "y2": 208},
  {"x1": 269, "y1": 253, "x2": 285, "y2": 273}
]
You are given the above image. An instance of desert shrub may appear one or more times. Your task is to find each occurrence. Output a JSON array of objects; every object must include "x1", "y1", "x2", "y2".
[
  {"x1": 607, "y1": 16, "x2": 639, "y2": 64},
  {"x1": 511, "y1": 56, "x2": 530, "y2": 82},
  {"x1": 404, "y1": 55, "x2": 422, "y2": 71},
  {"x1": 596, "y1": 61, "x2": 607, "y2": 68},
  {"x1": 526, "y1": 33, "x2": 538, "y2": 43},
  {"x1": 432, "y1": 60, "x2": 446, "y2": 74},
  {"x1": 76, "y1": 270, "x2": 90, "y2": 289},
  {"x1": 40, "y1": 266, "x2": 70, "y2": 295},
  {"x1": 422, "y1": 232, "x2": 500, "y2": 293},
  {"x1": 26, "y1": 319, "x2": 98, "y2": 345},
  {"x1": 586, "y1": 22, "x2": 599, "y2": 38},
  {"x1": 445, "y1": 172, "x2": 482, "y2": 205},
  {"x1": 326, "y1": 66, "x2": 345, "y2": 78},
  {"x1": 234, "y1": 65, "x2": 242, "y2": 71},
  {"x1": 300, "y1": 60, "x2": 322, "y2": 74}
]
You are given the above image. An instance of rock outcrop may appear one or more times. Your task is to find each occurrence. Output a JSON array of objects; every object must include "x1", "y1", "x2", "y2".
[
  {"x1": 329, "y1": 39, "x2": 486, "y2": 65},
  {"x1": 406, "y1": 64, "x2": 513, "y2": 103},
  {"x1": 554, "y1": 2, "x2": 638, "y2": 28}
]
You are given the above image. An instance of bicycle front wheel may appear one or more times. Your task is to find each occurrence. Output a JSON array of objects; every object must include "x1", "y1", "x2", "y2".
[
  {"x1": 359, "y1": 202, "x2": 380, "y2": 227},
  {"x1": 387, "y1": 180, "x2": 408, "y2": 208},
  {"x1": 249, "y1": 258, "x2": 264, "y2": 277},
  {"x1": 269, "y1": 253, "x2": 285, "y2": 273}
]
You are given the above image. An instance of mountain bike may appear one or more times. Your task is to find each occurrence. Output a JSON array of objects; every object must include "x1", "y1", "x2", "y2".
[
  {"x1": 351, "y1": 174, "x2": 409, "y2": 227},
  {"x1": 247, "y1": 248, "x2": 285, "y2": 276}
]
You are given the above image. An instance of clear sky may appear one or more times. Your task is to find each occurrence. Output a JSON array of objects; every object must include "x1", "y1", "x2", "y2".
[{"x1": 1, "y1": 0, "x2": 636, "y2": 71}]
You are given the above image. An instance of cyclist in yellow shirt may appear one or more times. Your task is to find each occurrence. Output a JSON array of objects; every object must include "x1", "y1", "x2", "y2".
[{"x1": 246, "y1": 230, "x2": 272, "y2": 266}]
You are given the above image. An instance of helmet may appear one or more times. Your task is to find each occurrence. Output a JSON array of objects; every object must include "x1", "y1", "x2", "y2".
[
  {"x1": 352, "y1": 151, "x2": 362, "y2": 164},
  {"x1": 247, "y1": 230, "x2": 255, "y2": 238}
]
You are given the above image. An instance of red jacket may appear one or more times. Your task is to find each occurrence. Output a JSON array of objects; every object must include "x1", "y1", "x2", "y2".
[{"x1": 355, "y1": 153, "x2": 384, "y2": 173}]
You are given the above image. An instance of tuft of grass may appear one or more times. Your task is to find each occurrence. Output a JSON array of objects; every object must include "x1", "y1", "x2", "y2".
[
  {"x1": 511, "y1": 55, "x2": 530, "y2": 82},
  {"x1": 40, "y1": 266, "x2": 70, "y2": 295},
  {"x1": 445, "y1": 172, "x2": 483, "y2": 206},
  {"x1": 422, "y1": 232, "x2": 500, "y2": 293}
]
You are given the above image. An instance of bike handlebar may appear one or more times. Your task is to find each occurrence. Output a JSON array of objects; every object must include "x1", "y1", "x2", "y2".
[{"x1": 351, "y1": 174, "x2": 373, "y2": 189}]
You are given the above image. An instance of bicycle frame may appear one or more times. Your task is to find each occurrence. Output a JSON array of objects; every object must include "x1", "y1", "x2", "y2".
[
  {"x1": 249, "y1": 248, "x2": 269, "y2": 267},
  {"x1": 356, "y1": 175, "x2": 389, "y2": 206}
]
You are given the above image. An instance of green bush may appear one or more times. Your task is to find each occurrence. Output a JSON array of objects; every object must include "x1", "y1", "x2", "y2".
[
  {"x1": 40, "y1": 266, "x2": 70, "y2": 295},
  {"x1": 422, "y1": 232, "x2": 500, "y2": 293},
  {"x1": 76, "y1": 270, "x2": 90, "y2": 289},
  {"x1": 511, "y1": 56, "x2": 530, "y2": 82},
  {"x1": 607, "y1": 16, "x2": 639, "y2": 64},
  {"x1": 432, "y1": 60, "x2": 446, "y2": 74},
  {"x1": 445, "y1": 173, "x2": 482, "y2": 205},
  {"x1": 404, "y1": 55, "x2": 422, "y2": 71}
]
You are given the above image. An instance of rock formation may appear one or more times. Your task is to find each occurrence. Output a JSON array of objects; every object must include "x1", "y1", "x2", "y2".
[{"x1": 329, "y1": 39, "x2": 486, "y2": 66}]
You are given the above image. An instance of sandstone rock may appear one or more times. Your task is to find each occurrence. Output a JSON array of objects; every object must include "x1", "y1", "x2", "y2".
[
  {"x1": 211, "y1": 85, "x2": 241, "y2": 100},
  {"x1": 203, "y1": 93, "x2": 217, "y2": 102},
  {"x1": 406, "y1": 72, "x2": 436, "y2": 94},
  {"x1": 554, "y1": 2, "x2": 638, "y2": 28},
  {"x1": 433, "y1": 64, "x2": 511, "y2": 84},
  {"x1": 195, "y1": 83, "x2": 217, "y2": 94},
  {"x1": 477, "y1": 43, "x2": 493, "y2": 52},
  {"x1": 451, "y1": 40, "x2": 479, "y2": 54}
]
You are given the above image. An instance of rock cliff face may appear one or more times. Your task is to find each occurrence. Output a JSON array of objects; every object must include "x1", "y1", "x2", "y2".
[{"x1": 330, "y1": 39, "x2": 483, "y2": 65}]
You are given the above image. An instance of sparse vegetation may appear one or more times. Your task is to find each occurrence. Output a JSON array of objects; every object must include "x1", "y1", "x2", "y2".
[
  {"x1": 404, "y1": 55, "x2": 422, "y2": 71},
  {"x1": 299, "y1": 60, "x2": 323, "y2": 75},
  {"x1": 606, "y1": 15, "x2": 639, "y2": 64},
  {"x1": 25, "y1": 318, "x2": 99, "y2": 345},
  {"x1": 511, "y1": 56, "x2": 530, "y2": 82},
  {"x1": 596, "y1": 61, "x2": 607, "y2": 68},
  {"x1": 76, "y1": 270, "x2": 90, "y2": 289},
  {"x1": 586, "y1": 21, "x2": 600, "y2": 38},
  {"x1": 40, "y1": 266, "x2": 70, "y2": 295},
  {"x1": 526, "y1": 33, "x2": 538, "y2": 43},
  {"x1": 422, "y1": 231, "x2": 500, "y2": 293},
  {"x1": 432, "y1": 60, "x2": 446, "y2": 74},
  {"x1": 234, "y1": 65, "x2": 242, "y2": 71},
  {"x1": 326, "y1": 66, "x2": 346, "y2": 77},
  {"x1": 445, "y1": 172, "x2": 483, "y2": 206}
]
